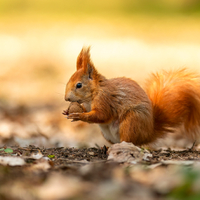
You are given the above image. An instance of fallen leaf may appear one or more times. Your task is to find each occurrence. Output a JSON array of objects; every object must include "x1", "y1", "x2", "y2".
[
  {"x1": 4, "y1": 148, "x2": 13, "y2": 153},
  {"x1": 161, "y1": 160, "x2": 195, "y2": 165},
  {"x1": 48, "y1": 155, "x2": 55, "y2": 159},
  {"x1": 0, "y1": 156, "x2": 25, "y2": 166},
  {"x1": 30, "y1": 149, "x2": 43, "y2": 159},
  {"x1": 28, "y1": 158, "x2": 51, "y2": 171},
  {"x1": 107, "y1": 142, "x2": 152, "y2": 163},
  {"x1": 35, "y1": 173, "x2": 91, "y2": 199}
]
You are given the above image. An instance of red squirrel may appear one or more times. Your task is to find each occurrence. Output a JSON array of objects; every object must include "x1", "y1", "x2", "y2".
[{"x1": 63, "y1": 47, "x2": 200, "y2": 145}]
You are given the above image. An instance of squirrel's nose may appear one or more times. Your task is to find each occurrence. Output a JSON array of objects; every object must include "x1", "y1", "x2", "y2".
[
  {"x1": 65, "y1": 97, "x2": 71, "y2": 101},
  {"x1": 65, "y1": 91, "x2": 72, "y2": 101},
  {"x1": 64, "y1": 95, "x2": 70, "y2": 101}
]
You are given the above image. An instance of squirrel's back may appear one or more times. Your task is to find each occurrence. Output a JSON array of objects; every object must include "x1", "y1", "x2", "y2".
[{"x1": 145, "y1": 68, "x2": 200, "y2": 141}]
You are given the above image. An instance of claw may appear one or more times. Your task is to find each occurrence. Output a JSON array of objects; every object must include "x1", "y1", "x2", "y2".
[{"x1": 62, "y1": 110, "x2": 69, "y2": 115}]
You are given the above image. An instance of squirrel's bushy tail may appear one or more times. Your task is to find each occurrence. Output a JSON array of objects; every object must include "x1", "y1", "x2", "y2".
[{"x1": 145, "y1": 68, "x2": 200, "y2": 140}]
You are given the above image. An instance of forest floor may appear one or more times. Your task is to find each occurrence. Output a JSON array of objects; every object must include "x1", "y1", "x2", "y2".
[
  {"x1": 1, "y1": 140, "x2": 200, "y2": 200},
  {"x1": 1, "y1": 104, "x2": 200, "y2": 200}
]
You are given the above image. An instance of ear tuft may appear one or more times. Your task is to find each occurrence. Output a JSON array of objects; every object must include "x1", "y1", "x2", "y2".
[
  {"x1": 76, "y1": 47, "x2": 91, "y2": 71},
  {"x1": 87, "y1": 63, "x2": 93, "y2": 79}
]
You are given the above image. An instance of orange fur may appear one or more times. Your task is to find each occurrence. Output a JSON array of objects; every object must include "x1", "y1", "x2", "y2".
[
  {"x1": 64, "y1": 47, "x2": 200, "y2": 145},
  {"x1": 145, "y1": 68, "x2": 200, "y2": 141}
]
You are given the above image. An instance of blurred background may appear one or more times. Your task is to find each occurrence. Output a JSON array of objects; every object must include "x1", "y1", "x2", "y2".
[{"x1": 0, "y1": 0, "x2": 200, "y2": 148}]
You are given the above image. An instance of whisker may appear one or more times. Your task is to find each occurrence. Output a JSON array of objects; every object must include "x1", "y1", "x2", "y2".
[
  {"x1": 55, "y1": 92, "x2": 64, "y2": 96},
  {"x1": 57, "y1": 81, "x2": 66, "y2": 85}
]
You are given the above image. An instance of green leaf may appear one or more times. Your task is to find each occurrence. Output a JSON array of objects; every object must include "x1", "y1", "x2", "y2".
[
  {"x1": 4, "y1": 148, "x2": 13, "y2": 153},
  {"x1": 48, "y1": 155, "x2": 55, "y2": 158},
  {"x1": 0, "y1": 148, "x2": 4, "y2": 151}
]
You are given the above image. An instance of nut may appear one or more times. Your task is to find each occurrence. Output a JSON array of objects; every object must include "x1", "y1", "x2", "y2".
[{"x1": 67, "y1": 102, "x2": 84, "y2": 114}]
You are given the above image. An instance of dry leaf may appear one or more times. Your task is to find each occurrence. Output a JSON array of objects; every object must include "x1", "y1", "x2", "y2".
[
  {"x1": 107, "y1": 142, "x2": 152, "y2": 163},
  {"x1": 0, "y1": 156, "x2": 25, "y2": 166}
]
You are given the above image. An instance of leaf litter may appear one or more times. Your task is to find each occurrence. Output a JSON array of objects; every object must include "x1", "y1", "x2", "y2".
[
  {"x1": 1, "y1": 104, "x2": 200, "y2": 199},
  {"x1": 0, "y1": 142, "x2": 200, "y2": 200}
]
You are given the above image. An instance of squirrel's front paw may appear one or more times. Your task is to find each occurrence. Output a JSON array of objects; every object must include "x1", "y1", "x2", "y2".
[
  {"x1": 67, "y1": 113, "x2": 82, "y2": 122},
  {"x1": 62, "y1": 109, "x2": 68, "y2": 115}
]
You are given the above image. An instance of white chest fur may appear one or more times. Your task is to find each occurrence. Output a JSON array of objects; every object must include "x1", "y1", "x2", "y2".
[{"x1": 99, "y1": 121, "x2": 120, "y2": 143}]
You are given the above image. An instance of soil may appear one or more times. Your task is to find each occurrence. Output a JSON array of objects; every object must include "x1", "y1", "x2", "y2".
[{"x1": 0, "y1": 144, "x2": 200, "y2": 200}]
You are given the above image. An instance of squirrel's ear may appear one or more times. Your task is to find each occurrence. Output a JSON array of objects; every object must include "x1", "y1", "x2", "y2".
[
  {"x1": 85, "y1": 63, "x2": 93, "y2": 79},
  {"x1": 76, "y1": 47, "x2": 91, "y2": 71},
  {"x1": 76, "y1": 47, "x2": 97, "y2": 79}
]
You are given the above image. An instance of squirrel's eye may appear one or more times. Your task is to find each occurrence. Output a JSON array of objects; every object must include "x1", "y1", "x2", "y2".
[{"x1": 76, "y1": 83, "x2": 82, "y2": 89}]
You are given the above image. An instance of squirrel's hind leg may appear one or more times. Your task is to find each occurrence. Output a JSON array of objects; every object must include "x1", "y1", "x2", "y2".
[{"x1": 119, "y1": 111, "x2": 154, "y2": 146}]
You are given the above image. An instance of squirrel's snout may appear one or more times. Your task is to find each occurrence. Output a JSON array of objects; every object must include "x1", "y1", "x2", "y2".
[
  {"x1": 65, "y1": 97, "x2": 71, "y2": 102},
  {"x1": 65, "y1": 91, "x2": 71, "y2": 102}
]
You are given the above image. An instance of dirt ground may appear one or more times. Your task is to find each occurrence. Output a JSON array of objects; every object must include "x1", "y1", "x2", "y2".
[{"x1": 1, "y1": 140, "x2": 200, "y2": 200}]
